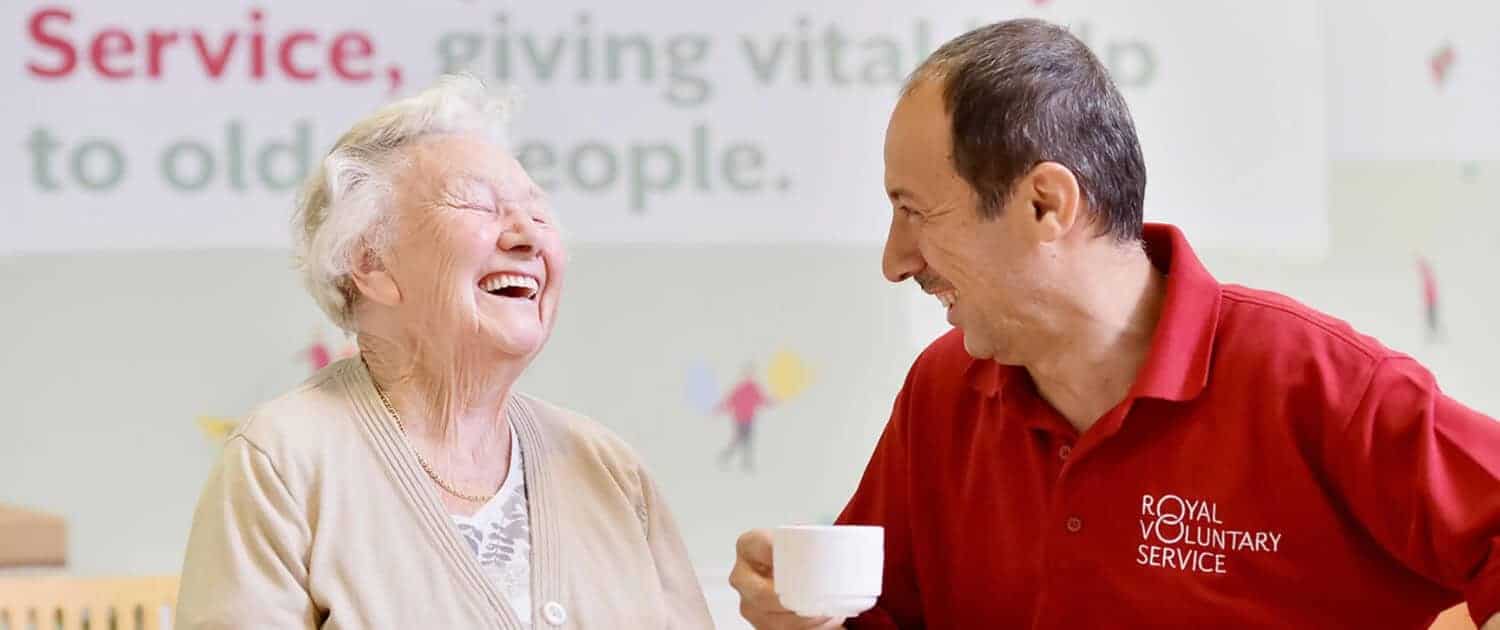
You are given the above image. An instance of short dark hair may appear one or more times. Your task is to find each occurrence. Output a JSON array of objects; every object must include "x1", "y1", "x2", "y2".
[{"x1": 909, "y1": 18, "x2": 1146, "y2": 242}]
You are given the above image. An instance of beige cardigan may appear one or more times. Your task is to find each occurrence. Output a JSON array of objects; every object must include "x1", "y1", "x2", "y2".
[{"x1": 176, "y1": 358, "x2": 713, "y2": 629}]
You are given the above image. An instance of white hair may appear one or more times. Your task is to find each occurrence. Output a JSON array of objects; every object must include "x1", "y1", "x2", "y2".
[{"x1": 292, "y1": 73, "x2": 516, "y2": 332}]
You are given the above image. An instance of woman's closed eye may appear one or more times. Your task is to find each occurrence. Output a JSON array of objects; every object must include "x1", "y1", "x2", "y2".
[{"x1": 462, "y1": 203, "x2": 498, "y2": 214}]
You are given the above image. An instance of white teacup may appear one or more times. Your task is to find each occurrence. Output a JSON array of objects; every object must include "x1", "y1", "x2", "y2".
[{"x1": 772, "y1": 525, "x2": 884, "y2": 619}]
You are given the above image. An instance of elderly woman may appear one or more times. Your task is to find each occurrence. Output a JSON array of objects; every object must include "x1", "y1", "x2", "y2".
[{"x1": 176, "y1": 75, "x2": 713, "y2": 629}]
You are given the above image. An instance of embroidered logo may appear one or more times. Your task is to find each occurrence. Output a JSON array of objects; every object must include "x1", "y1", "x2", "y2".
[{"x1": 1137, "y1": 494, "x2": 1283, "y2": 575}]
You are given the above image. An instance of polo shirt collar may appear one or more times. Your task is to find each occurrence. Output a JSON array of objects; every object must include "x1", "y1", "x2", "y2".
[
  {"x1": 966, "y1": 222, "x2": 1221, "y2": 403},
  {"x1": 1127, "y1": 222, "x2": 1221, "y2": 401}
]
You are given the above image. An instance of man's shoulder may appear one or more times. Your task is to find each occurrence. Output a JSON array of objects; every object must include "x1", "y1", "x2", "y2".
[{"x1": 1215, "y1": 283, "x2": 1411, "y2": 380}]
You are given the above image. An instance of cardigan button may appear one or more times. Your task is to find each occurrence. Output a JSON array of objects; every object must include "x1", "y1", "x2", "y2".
[
  {"x1": 1065, "y1": 516, "x2": 1083, "y2": 533},
  {"x1": 543, "y1": 601, "x2": 568, "y2": 626}
]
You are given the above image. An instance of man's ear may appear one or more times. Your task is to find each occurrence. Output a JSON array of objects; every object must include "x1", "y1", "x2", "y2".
[
  {"x1": 1022, "y1": 161, "x2": 1083, "y2": 243},
  {"x1": 349, "y1": 244, "x2": 401, "y2": 307}
]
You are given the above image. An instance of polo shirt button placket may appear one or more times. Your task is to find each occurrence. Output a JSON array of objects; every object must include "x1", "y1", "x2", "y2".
[{"x1": 1056, "y1": 443, "x2": 1074, "y2": 481}]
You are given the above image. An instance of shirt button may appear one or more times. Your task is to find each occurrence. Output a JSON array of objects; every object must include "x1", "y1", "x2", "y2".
[
  {"x1": 1065, "y1": 517, "x2": 1083, "y2": 533},
  {"x1": 1058, "y1": 445, "x2": 1072, "y2": 461},
  {"x1": 542, "y1": 601, "x2": 568, "y2": 626}
]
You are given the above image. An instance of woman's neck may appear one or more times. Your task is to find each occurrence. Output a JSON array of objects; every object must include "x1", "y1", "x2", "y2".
[{"x1": 358, "y1": 334, "x2": 524, "y2": 455}]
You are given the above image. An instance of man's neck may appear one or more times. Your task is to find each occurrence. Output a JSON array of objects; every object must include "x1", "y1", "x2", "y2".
[{"x1": 1026, "y1": 245, "x2": 1166, "y2": 433}]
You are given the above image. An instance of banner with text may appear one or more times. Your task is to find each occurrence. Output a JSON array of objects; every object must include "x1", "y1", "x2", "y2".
[{"x1": 2, "y1": 0, "x2": 1325, "y2": 253}]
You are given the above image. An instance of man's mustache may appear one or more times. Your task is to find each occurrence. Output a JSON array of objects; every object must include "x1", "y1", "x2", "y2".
[{"x1": 914, "y1": 272, "x2": 947, "y2": 293}]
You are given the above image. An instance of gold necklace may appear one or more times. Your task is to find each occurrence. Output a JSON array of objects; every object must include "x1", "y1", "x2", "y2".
[{"x1": 370, "y1": 379, "x2": 497, "y2": 503}]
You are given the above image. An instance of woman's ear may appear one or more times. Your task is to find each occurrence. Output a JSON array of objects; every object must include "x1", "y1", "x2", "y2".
[{"x1": 349, "y1": 244, "x2": 401, "y2": 307}]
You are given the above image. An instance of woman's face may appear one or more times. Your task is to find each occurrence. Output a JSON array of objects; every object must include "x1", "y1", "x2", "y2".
[{"x1": 379, "y1": 134, "x2": 565, "y2": 361}]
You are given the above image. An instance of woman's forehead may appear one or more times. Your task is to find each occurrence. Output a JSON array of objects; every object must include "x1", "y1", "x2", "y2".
[{"x1": 405, "y1": 138, "x2": 539, "y2": 200}]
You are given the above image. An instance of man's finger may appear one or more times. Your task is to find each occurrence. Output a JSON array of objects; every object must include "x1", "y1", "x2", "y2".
[
  {"x1": 736, "y1": 528, "x2": 775, "y2": 574},
  {"x1": 728, "y1": 559, "x2": 768, "y2": 593}
]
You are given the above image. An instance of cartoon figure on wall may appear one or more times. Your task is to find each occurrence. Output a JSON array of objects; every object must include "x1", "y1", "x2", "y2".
[
  {"x1": 1417, "y1": 255, "x2": 1443, "y2": 343},
  {"x1": 716, "y1": 363, "x2": 771, "y2": 471},
  {"x1": 301, "y1": 327, "x2": 359, "y2": 371},
  {"x1": 1429, "y1": 43, "x2": 1456, "y2": 89},
  {"x1": 686, "y1": 350, "x2": 813, "y2": 473}
]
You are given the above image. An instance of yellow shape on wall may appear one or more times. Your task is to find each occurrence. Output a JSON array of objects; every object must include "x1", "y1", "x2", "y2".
[
  {"x1": 196, "y1": 416, "x2": 240, "y2": 443},
  {"x1": 766, "y1": 350, "x2": 813, "y2": 402}
]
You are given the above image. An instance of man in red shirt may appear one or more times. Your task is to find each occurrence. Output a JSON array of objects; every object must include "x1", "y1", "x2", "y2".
[{"x1": 729, "y1": 18, "x2": 1500, "y2": 630}]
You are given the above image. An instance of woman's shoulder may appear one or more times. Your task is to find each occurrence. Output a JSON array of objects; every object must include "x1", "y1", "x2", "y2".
[
  {"x1": 516, "y1": 394, "x2": 649, "y2": 473},
  {"x1": 229, "y1": 359, "x2": 365, "y2": 460}
]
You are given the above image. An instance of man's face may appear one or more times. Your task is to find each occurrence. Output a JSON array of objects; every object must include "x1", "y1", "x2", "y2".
[{"x1": 881, "y1": 80, "x2": 1053, "y2": 363}]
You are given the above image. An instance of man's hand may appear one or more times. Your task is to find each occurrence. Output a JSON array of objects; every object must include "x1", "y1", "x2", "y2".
[
  {"x1": 1482, "y1": 612, "x2": 1500, "y2": 630},
  {"x1": 729, "y1": 529, "x2": 846, "y2": 630}
]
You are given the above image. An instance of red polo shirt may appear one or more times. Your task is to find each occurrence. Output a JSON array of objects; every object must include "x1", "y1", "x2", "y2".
[{"x1": 837, "y1": 223, "x2": 1500, "y2": 628}]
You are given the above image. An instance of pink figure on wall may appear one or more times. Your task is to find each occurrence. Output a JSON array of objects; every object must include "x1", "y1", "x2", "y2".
[
  {"x1": 716, "y1": 363, "x2": 773, "y2": 473},
  {"x1": 301, "y1": 330, "x2": 359, "y2": 373},
  {"x1": 306, "y1": 340, "x2": 334, "y2": 371},
  {"x1": 1430, "y1": 44, "x2": 1456, "y2": 88},
  {"x1": 1417, "y1": 255, "x2": 1443, "y2": 342}
]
